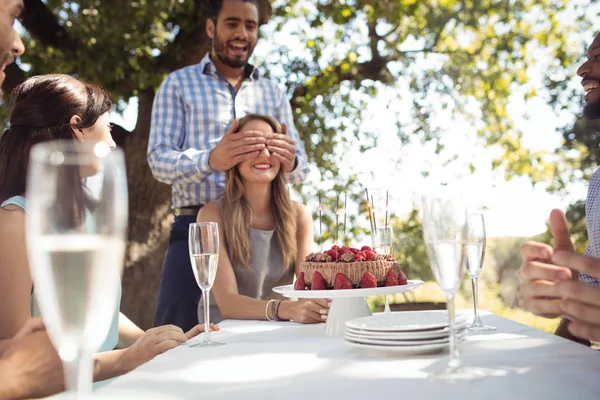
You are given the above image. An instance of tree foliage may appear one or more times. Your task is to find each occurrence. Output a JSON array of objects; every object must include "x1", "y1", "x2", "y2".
[{"x1": 10, "y1": 0, "x2": 590, "y2": 326}]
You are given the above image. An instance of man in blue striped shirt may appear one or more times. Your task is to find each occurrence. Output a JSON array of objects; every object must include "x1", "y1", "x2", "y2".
[
  {"x1": 148, "y1": 0, "x2": 309, "y2": 330},
  {"x1": 518, "y1": 32, "x2": 600, "y2": 345}
]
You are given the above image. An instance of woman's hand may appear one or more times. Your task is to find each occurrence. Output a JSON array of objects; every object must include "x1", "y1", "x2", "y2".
[
  {"x1": 117, "y1": 323, "x2": 219, "y2": 373},
  {"x1": 279, "y1": 299, "x2": 331, "y2": 324},
  {"x1": 185, "y1": 323, "x2": 220, "y2": 341}
]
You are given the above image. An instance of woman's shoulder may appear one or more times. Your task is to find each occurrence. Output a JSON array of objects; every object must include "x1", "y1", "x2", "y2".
[
  {"x1": 197, "y1": 202, "x2": 223, "y2": 222},
  {"x1": 293, "y1": 200, "x2": 309, "y2": 212},
  {"x1": 0, "y1": 205, "x2": 25, "y2": 230},
  {"x1": 0, "y1": 206, "x2": 25, "y2": 249},
  {"x1": 293, "y1": 201, "x2": 311, "y2": 221}
]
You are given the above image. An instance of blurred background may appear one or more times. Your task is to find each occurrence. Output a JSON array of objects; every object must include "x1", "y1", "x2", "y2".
[{"x1": 10, "y1": 0, "x2": 600, "y2": 333}]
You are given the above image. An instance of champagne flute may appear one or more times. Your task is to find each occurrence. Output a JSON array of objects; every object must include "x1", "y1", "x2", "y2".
[
  {"x1": 374, "y1": 226, "x2": 394, "y2": 313},
  {"x1": 26, "y1": 140, "x2": 127, "y2": 396},
  {"x1": 465, "y1": 213, "x2": 496, "y2": 331},
  {"x1": 189, "y1": 222, "x2": 224, "y2": 347},
  {"x1": 422, "y1": 195, "x2": 467, "y2": 376}
]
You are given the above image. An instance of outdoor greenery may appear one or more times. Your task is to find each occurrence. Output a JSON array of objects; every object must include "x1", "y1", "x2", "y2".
[{"x1": 10, "y1": 0, "x2": 596, "y2": 328}]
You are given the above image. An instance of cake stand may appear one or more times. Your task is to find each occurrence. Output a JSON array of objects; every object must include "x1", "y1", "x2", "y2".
[{"x1": 272, "y1": 280, "x2": 424, "y2": 337}]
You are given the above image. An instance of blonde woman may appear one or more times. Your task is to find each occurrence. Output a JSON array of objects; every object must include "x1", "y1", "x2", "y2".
[{"x1": 197, "y1": 114, "x2": 329, "y2": 324}]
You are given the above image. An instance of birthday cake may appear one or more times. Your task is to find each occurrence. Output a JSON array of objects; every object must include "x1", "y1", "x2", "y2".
[{"x1": 295, "y1": 245, "x2": 408, "y2": 290}]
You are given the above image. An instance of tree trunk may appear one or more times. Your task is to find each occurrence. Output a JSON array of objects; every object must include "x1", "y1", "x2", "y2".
[
  {"x1": 13, "y1": 0, "x2": 273, "y2": 330},
  {"x1": 120, "y1": 89, "x2": 172, "y2": 330}
]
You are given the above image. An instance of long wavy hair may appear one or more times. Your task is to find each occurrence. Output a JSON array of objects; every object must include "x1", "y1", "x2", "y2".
[
  {"x1": 221, "y1": 114, "x2": 297, "y2": 270},
  {"x1": 0, "y1": 74, "x2": 112, "y2": 226}
]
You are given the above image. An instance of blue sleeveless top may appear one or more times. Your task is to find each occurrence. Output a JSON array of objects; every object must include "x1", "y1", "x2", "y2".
[{"x1": 0, "y1": 195, "x2": 121, "y2": 354}]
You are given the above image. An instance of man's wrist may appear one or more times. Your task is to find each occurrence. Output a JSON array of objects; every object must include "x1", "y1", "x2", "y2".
[{"x1": 205, "y1": 150, "x2": 218, "y2": 173}]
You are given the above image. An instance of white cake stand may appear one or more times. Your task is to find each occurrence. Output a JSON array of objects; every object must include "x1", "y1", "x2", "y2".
[{"x1": 272, "y1": 280, "x2": 424, "y2": 337}]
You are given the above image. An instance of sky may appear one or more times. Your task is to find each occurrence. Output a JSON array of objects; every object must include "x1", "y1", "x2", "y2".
[{"x1": 111, "y1": 1, "x2": 597, "y2": 239}]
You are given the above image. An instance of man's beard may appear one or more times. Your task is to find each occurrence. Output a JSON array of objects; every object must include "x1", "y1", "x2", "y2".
[
  {"x1": 213, "y1": 32, "x2": 253, "y2": 69},
  {"x1": 584, "y1": 100, "x2": 600, "y2": 120}
]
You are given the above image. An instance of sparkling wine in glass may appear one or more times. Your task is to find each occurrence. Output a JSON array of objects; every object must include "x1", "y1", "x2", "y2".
[
  {"x1": 422, "y1": 195, "x2": 467, "y2": 376},
  {"x1": 465, "y1": 213, "x2": 496, "y2": 331},
  {"x1": 189, "y1": 222, "x2": 223, "y2": 347},
  {"x1": 26, "y1": 140, "x2": 127, "y2": 396},
  {"x1": 374, "y1": 226, "x2": 394, "y2": 313}
]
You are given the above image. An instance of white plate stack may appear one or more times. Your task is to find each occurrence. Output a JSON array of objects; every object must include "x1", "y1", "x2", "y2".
[{"x1": 344, "y1": 311, "x2": 468, "y2": 354}]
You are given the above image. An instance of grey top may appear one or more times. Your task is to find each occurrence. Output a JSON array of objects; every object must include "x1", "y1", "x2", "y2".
[{"x1": 197, "y1": 202, "x2": 293, "y2": 323}]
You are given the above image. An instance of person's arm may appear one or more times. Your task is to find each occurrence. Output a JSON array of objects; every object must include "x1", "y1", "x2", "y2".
[
  {"x1": 0, "y1": 331, "x2": 64, "y2": 400},
  {"x1": 147, "y1": 74, "x2": 214, "y2": 185},
  {"x1": 0, "y1": 318, "x2": 45, "y2": 357},
  {"x1": 0, "y1": 210, "x2": 33, "y2": 341},
  {"x1": 0, "y1": 359, "x2": 19, "y2": 399},
  {"x1": 198, "y1": 203, "x2": 326, "y2": 323},
  {"x1": 0, "y1": 339, "x2": 11, "y2": 357},
  {"x1": 275, "y1": 90, "x2": 309, "y2": 184},
  {"x1": 553, "y1": 244, "x2": 594, "y2": 346},
  {"x1": 293, "y1": 202, "x2": 314, "y2": 277},
  {"x1": 94, "y1": 324, "x2": 217, "y2": 381},
  {"x1": 116, "y1": 312, "x2": 145, "y2": 349}
]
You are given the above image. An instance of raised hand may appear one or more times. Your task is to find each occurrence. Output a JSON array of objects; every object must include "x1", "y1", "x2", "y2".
[
  {"x1": 518, "y1": 209, "x2": 573, "y2": 318},
  {"x1": 552, "y1": 250, "x2": 600, "y2": 341},
  {"x1": 208, "y1": 119, "x2": 268, "y2": 171}
]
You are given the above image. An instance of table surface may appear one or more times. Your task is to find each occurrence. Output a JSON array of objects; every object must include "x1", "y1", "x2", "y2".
[{"x1": 98, "y1": 311, "x2": 600, "y2": 399}]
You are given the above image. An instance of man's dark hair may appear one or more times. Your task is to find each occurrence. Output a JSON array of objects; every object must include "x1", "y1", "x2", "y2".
[{"x1": 206, "y1": 0, "x2": 260, "y2": 20}]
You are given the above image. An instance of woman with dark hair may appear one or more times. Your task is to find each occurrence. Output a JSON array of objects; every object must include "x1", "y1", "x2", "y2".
[
  {"x1": 197, "y1": 114, "x2": 330, "y2": 323},
  {"x1": 0, "y1": 74, "x2": 217, "y2": 385}
]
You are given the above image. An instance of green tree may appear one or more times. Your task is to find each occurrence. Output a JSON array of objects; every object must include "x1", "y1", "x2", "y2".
[
  {"x1": 12, "y1": 0, "x2": 588, "y2": 327},
  {"x1": 390, "y1": 210, "x2": 433, "y2": 282}
]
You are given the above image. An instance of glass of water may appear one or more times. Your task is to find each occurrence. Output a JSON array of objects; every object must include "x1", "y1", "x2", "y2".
[
  {"x1": 422, "y1": 195, "x2": 467, "y2": 376},
  {"x1": 189, "y1": 222, "x2": 223, "y2": 347},
  {"x1": 26, "y1": 140, "x2": 127, "y2": 396},
  {"x1": 374, "y1": 226, "x2": 394, "y2": 313},
  {"x1": 465, "y1": 213, "x2": 496, "y2": 331}
]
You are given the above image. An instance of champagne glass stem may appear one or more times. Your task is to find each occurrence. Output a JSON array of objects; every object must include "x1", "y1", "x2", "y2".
[
  {"x1": 447, "y1": 294, "x2": 460, "y2": 370},
  {"x1": 203, "y1": 290, "x2": 211, "y2": 344},
  {"x1": 471, "y1": 277, "x2": 481, "y2": 324},
  {"x1": 63, "y1": 351, "x2": 93, "y2": 395}
]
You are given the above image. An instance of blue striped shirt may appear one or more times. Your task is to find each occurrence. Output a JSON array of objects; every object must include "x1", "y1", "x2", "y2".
[
  {"x1": 582, "y1": 167, "x2": 600, "y2": 284},
  {"x1": 147, "y1": 54, "x2": 309, "y2": 208}
]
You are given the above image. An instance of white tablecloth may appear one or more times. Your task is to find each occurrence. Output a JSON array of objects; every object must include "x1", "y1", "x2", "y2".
[{"x1": 99, "y1": 311, "x2": 600, "y2": 399}]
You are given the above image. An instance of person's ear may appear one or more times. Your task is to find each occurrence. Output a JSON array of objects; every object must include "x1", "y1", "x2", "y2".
[
  {"x1": 70, "y1": 115, "x2": 85, "y2": 142},
  {"x1": 207, "y1": 18, "x2": 215, "y2": 40}
]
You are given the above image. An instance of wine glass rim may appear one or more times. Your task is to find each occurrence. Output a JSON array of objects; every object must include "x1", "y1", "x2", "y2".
[
  {"x1": 190, "y1": 222, "x2": 218, "y2": 227},
  {"x1": 29, "y1": 139, "x2": 122, "y2": 165}
]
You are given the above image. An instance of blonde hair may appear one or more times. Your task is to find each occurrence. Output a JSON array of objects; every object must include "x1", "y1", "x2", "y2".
[{"x1": 221, "y1": 114, "x2": 297, "y2": 270}]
